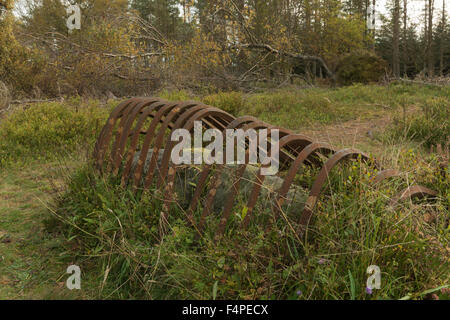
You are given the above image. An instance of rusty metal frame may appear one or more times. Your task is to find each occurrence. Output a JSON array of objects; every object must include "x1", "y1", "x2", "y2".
[{"x1": 93, "y1": 97, "x2": 440, "y2": 239}]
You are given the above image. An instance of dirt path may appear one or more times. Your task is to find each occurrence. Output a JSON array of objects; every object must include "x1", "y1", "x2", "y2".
[
  {"x1": 302, "y1": 114, "x2": 392, "y2": 149},
  {"x1": 301, "y1": 105, "x2": 424, "y2": 152}
]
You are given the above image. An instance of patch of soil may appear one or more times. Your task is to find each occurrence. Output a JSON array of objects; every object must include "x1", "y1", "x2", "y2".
[{"x1": 302, "y1": 115, "x2": 392, "y2": 148}]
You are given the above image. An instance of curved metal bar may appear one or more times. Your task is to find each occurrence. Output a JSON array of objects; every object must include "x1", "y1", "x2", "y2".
[
  {"x1": 149, "y1": 104, "x2": 210, "y2": 190},
  {"x1": 94, "y1": 97, "x2": 143, "y2": 159},
  {"x1": 196, "y1": 117, "x2": 265, "y2": 233},
  {"x1": 389, "y1": 185, "x2": 438, "y2": 208},
  {"x1": 94, "y1": 97, "x2": 143, "y2": 169},
  {"x1": 186, "y1": 116, "x2": 265, "y2": 228},
  {"x1": 219, "y1": 120, "x2": 294, "y2": 165},
  {"x1": 271, "y1": 142, "x2": 336, "y2": 229},
  {"x1": 120, "y1": 101, "x2": 175, "y2": 185},
  {"x1": 94, "y1": 97, "x2": 439, "y2": 240},
  {"x1": 215, "y1": 126, "x2": 280, "y2": 239},
  {"x1": 161, "y1": 108, "x2": 236, "y2": 211},
  {"x1": 227, "y1": 116, "x2": 260, "y2": 129},
  {"x1": 111, "y1": 98, "x2": 163, "y2": 174},
  {"x1": 299, "y1": 149, "x2": 370, "y2": 232},
  {"x1": 140, "y1": 102, "x2": 203, "y2": 190},
  {"x1": 157, "y1": 108, "x2": 235, "y2": 188},
  {"x1": 241, "y1": 171, "x2": 265, "y2": 229},
  {"x1": 107, "y1": 99, "x2": 149, "y2": 172},
  {"x1": 130, "y1": 102, "x2": 191, "y2": 189},
  {"x1": 373, "y1": 169, "x2": 401, "y2": 184},
  {"x1": 242, "y1": 134, "x2": 314, "y2": 229}
]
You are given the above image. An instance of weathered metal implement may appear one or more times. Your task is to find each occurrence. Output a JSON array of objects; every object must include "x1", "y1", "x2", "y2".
[{"x1": 93, "y1": 97, "x2": 438, "y2": 238}]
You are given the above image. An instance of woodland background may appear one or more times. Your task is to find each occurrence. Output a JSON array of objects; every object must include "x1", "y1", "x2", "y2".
[{"x1": 0, "y1": 0, "x2": 449, "y2": 99}]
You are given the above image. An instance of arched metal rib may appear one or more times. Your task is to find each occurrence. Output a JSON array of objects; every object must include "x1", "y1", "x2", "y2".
[
  {"x1": 389, "y1": 185, "x2": 438, "y2": 208},
  {"x1": 299, "y1": 149, "x2": 370, "y2": 233},
  {"x1": 94, "y1": 97, "x2": 143, "y2": 169}
]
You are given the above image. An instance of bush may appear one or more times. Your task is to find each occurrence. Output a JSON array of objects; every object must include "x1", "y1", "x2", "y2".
[
  {"x1": 203, "y1": 91, "x2": 244, "y2": 115},
  {"x1": 0, "y1": 13, "x2": 46, "y2": 95},
  {"x1": 0, "y1": 101, "x2": 108, "y2": 167},
  {"x1": 336, "y1": 51, "x2": 387, "y2": 86},
  {"x1": 157, "y1": 90, "x2": 245, "y2": 116}
]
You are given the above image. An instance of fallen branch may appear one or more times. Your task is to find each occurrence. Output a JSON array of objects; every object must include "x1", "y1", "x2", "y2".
[
  {"x1": 390, "y1": 77, "x2": 450, "y2": 87},
  {"x1": 112, "y1": 73, "x2": 156, "y2": 81},
  {"x1": 103, "y1": 52, "x2": 164, "y2": 59},
  {"x1": 238, "y1": 43, "x2": 336, "y2": 81},
  {"x1": 11, "y1": 98, "x2": 62, "y2": 104}
]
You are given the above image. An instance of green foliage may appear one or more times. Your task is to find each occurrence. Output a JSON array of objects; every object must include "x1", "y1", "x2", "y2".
[
  {"x1": 336, "y1": 51, "x2": 387, "y2": 85},
  {"x1": 43, "y1": 84, "x2": 449, "y2": 299},
  {"x1": 203, "y1": 91, "x2": 244, "y2": 115},
  {"x1": 2, "y1": 0, "x2": 449, "y2": 97},
  {"x1": 0, "y1": 13, "x2": 45, "y2": 93},
  {"x1": 18, "y1": 0, "x2": 142, "y2": 96},
  {"x1": 157, "y1": 88, "x2": 193, "y2": 101},
  {"x1": 23, "y1": 0, "x2": 66, "y2": 34},
  {"x1": 1, "y1": 84, "x2": 446, "y2": 299},
  {"x1": 0, "y1": 100, "x2": 108, "y2": 167},
  {"x1": 130, "y1": 0, "x2": 183, "y2": 39},
  {"x1": 0, "y1": 80, "x2": 9, "y2": 110}
]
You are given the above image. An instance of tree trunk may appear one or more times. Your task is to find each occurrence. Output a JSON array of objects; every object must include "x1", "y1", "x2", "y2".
[
  {"x1": 427, "y1": 0, "x2": 434, "y2": 76},
  {"x1": 439, "y1": 0, "x2": 446, "y2": 76},
  {"x1": 402, "y1": 0, "x2": 408, "y2": 77},
  {"x1": 393, "y1": 0, "x2": 400, "y2": 78},
  {"x1": 372, "y1": 0, "x2": 376, "y2": 50},
  {"x1": 424, "y1": 0, "x2": 428, "y2": 71}
]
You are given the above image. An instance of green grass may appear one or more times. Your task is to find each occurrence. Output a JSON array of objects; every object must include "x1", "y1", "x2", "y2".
[
  {"x1": 0, "y1": 97, "x2": 110, "y2": 169},
  {"x1": 0, "y1": 161, "x2": 98, "y2": 299},
  {"x1": 159, "y1": 82, "x2": 450, "y2": 130},
  {"x1": 0, "y1": 83, "x2": 448, "y2": 299},
  {"x1": 385, "y1": 96, "x2": 449, "y2": 148}
]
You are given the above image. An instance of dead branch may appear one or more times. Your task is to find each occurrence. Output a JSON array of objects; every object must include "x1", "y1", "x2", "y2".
[
  {"x1": 11, "y1": 98, "x2": 62, "y2": 104},
  {"x1": 238, "y1": 43, "x2": 336, "y2": 81}
]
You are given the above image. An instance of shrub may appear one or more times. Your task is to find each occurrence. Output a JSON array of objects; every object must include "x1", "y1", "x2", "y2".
[
  {"x1": 336, "y1": 51, "x2": 387, "y2": 86},
  {"x1": 0, "y1": 13, "x2": 46, "y2": 95},
  {"x1": 203, "y1": 91, "x2": 244, "y2": 115},
  {"x1": 157, "y1": 89, "x2": 193, "y2": 102},
  {"x1": 0, "y1": 101, "x2": 108, "y2": 167}
]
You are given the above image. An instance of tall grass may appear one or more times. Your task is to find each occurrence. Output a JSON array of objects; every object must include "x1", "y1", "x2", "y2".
[
  {"x1": 386, "y1": 97, "x2": 449, "y2": 149},
  {"x1": 47, "y1": 151, "x2": 448, "y2": 300}
]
